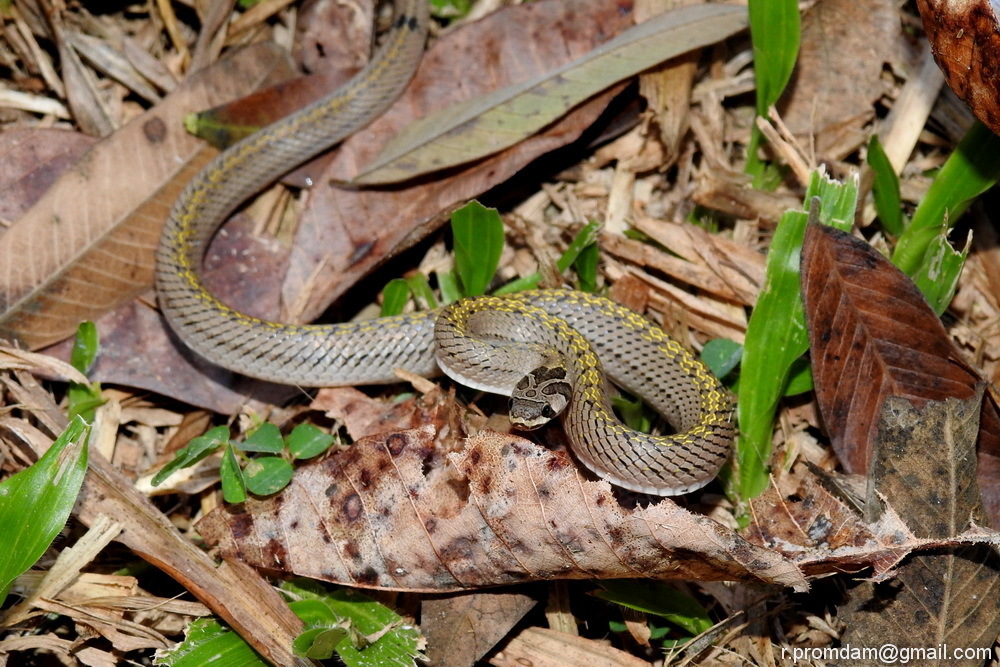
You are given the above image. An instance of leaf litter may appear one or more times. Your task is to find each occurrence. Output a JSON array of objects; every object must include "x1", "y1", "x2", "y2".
[{"x1": 1, "y1": 0, "x2": 1000, "y2": 665}]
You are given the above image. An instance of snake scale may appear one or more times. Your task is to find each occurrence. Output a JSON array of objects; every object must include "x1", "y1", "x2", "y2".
[{"x1": 154, "y1": 0, "x2": 735, "y2": 495}]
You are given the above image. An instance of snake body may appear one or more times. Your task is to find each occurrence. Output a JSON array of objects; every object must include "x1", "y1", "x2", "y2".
[{"x1": 155, "y1": 0, "x2": 735, "y2": 495}]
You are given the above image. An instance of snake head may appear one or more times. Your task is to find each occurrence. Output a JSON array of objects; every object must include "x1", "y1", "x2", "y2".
[{"x1": 509, "y1": 365, "x2": 573, "y2": 430}]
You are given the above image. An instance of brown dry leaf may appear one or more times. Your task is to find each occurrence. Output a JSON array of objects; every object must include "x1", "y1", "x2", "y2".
[
  {"x1": 0, "y1": 42, "x2": 296, "y2": 350},
  {"x1": 800, "y1": 223, "x2": 1000, "y2": 526},
  {"x1": 422, "y1": 589, "x2": 541, "y2": 667},
  {"x1": 280, "y1": 0, "x2": 637, "y2": 322},
  {"x1": 839, "y1": 391, "x2": 1000, "y2": 661},
  {"x1": 780, "y1": 0, "x2": 901, "y2": 159},
  {"x1": 0, "y1": 128, "x2": 95, "y2": 222},
  {"x1": 491, "y1": 627, "x2": 651, "y2": 667},
  {"x1": 197, "y1": 425, "x2": 807, "y2": 591},
  {"x1": 917, "y1": 0, "x2": 1000, "y2": 135}
]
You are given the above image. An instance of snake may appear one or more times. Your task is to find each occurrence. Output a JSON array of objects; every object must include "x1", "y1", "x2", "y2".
[{"x1": 154, "y1": 0, "x2": 735, "y2": 495}]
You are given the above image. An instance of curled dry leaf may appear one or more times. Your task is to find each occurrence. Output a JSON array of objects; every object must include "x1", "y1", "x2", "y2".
[
  {"x1": 917, "y1": 0, "x2": 1000, "y2": 135},
  {"x1": 197, "y1": 426, "x2": 807, "y2": 592},
  {"x1": 800, "y1": 222, "x2": 1000, "y2": 524}
]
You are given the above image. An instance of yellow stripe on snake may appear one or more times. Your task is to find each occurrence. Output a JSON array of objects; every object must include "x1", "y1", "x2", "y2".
[{"x1": 154, "y1": 0, "x2": 735, "y2": 495}]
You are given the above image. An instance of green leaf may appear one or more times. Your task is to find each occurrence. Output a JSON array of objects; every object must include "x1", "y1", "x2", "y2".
[
  {"x1": 701, "y1": 339, "x2": 742, "y2": 379},
  {"x1": 152, "y1": 425, "x2": 230, "y2": 486},
  {"x1": 239, "y1": 423, "x2": 284, "y2": 454},
  {"x1": 593, "y1": 580, "x2": 712, "y2": 636},
  {"x1": 612, "y1": 394, "x2": 652, "y2": 433},
  {"x1": 405, "y1": 273, "x2": 438, "y2": 309},
  {"x1": 244, "y1": 457, "x2": 294, "y2": 496},
  {"x1": 70, "y1": 321, "x2": 99, "y2": 373},
  {"x1": 356, "y1": 4, "x2": 749, "y2": 184},
  {"x1": 293, "y1": 626, "x2": 350, "y2": 660},
  {"x1": 866, "y1": 135, "x2": 904, "y2": 236},
  {"x1": 573, "y1": 241, "x2": 600, "y2": 292},
  {"x1": 736, "y1": 172, "x2": 856, "y2": 500},
  {"x1": 0, "y1": 417, "x2": 89, "y2": 604},
  {"x1": 67, "y1": 321, "x2": 104, "y2": 422},
  {"x1": 287, "y1": 423, "x2": 335, "y2": 460},
  {"x1": 154, "y1": 617, "x2": 266, "y2": 666},
  {"x1": 452, "y1": 201, "x2": 505, "y2": 296},
  {"x1": 783, "y1": 356, "x2": 813, "y2": 397},
  {"x1": 219, "y1": 446, "x2": 247, "y2": 504},
  {"x1": 893, "y1": 121, "x2": 1000, "y2": 276},
  {"x1": 381, "y1": 278, "x2": 411, "y2": 316},
  {"x1": 436, "y1": 269, "x2": 462, "y2": 304},
  {"x1": 911, "y1": 229, "x2": 971, "y2": 315},
  {"x1": 745, "y1": 0, "x2": 799, "y2": 178},
  {"x1": 282, "y1": 580, "x2": 425, "y2": 666}
]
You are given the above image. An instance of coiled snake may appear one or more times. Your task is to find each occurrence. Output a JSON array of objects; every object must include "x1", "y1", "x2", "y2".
[{"x1": 154, "y1": 0, "x2": 735, "y2": 495}]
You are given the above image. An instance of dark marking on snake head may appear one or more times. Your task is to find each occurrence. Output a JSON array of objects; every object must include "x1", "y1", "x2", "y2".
[
  {"x1": 387, "y1": 432, "x2": 408, "y2": 455},
  {"x1": 143, "y1": 117, "x2": 167, "y2": 143},
  {"x1": 343, "y1": 493, "x2": 363, "y2": 521}
]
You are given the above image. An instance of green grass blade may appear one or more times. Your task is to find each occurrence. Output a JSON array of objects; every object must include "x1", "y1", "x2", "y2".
[
  {"x1": 892, "y1": 121, "x2": 1000, "y2": 275},
  {"x1": 746, "y1": 0, "x2": 800, "y2": 177},
  {"x1": 866, "y1": 135, "x2": 904, "y2": 236},
  {"x1": 912, "y1": 229, "x2": 971, "y2": 315},
  {"x1": 380, "y1": 279, "x2": 411, "y2": 316},
  {"x1": 736, "y1": 172, "x2": 856, "y2": 500},
  {"x1": 0, "y1": 416, "x2": 89, "y2": 604}
]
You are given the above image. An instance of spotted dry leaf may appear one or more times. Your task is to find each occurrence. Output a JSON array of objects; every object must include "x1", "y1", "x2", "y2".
[{"x1": 197, "y1": 425, "x2": 807, "y2": 591}]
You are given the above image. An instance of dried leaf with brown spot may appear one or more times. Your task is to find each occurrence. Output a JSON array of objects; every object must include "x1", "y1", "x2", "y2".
[
  {"x1": 840, "y1": 391, "x2": 1000, "y2": 660},
  {"x1": 800, "y1": 223, "x2": 1000, "y2": 527},
  {"x1": 0, "y1": 43, "x2": 296, "y2": 349},
  {"x1": 197, "y1": 426, "x2": 807, "y2": 592}
]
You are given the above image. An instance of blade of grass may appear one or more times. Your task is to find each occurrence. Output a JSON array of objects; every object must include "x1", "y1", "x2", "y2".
[
  {"x1": 736, "y1": 172, "x2": 856, "y2": 501},
  {"x1": 745, "y1": 0, "x2": 800, "y2": 179},
  {"x1": 892, "y1": 121, "x2": 1000, "y2": 275},
  {"x1": 867, "y1": 135, "x2": 904, "y2": 237},
  {"x1": 0, "y1": 416, "x2": 89, "y2": 604}
]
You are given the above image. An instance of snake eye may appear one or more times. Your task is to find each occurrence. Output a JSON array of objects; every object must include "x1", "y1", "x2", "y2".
[{"x1": 541, "y1": 405, "x2": 556, "y2": 419}]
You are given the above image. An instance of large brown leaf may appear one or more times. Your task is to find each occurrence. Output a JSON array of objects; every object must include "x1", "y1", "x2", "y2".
[
  {"x1": 840, "y1": 391, "x2": 1000, "y2": 661},
  {"x1": 800, "y1": 223, "x2": 1000, "y2": 525},
  {"x1": 0, "y1": 42, "x2": 296, "y2": 349},
  {"x1": 197, "y1": 425, "x2": 807, "y2": 591}
]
